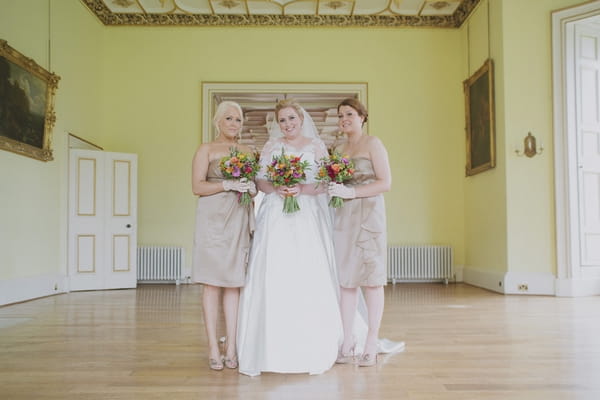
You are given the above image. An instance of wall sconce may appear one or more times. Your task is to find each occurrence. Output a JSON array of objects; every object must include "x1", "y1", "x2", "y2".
[{"x1": 515, "y1": 132, "x2": 543, "y2": 157}]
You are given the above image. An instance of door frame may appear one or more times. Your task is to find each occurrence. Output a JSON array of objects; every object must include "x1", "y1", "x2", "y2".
[
  {"x1": 552, "y1": 0, "x2": 600, "y2": 296},
  {"x1": 68, "y1": 148, "x2": 138, "y2": 291}
]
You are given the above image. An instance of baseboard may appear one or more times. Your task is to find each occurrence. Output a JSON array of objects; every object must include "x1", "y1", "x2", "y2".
[
  {"x1": 183, "y1": 267, "x2": 192, "y2": 284},
  {"x1": 0, "y1": 274, "x2": 68, "y2": 306},
  {"x1": 463, "y1": 267, "x2": 557, "y2": 295},
  {"x1": 555, "y1": 277, "x2": 600, "y2": 297},
  {"x1": 503, "y1": 271, "x2": 555, "y2": 295},
  {"x1": 462, "y1": 266, "x2": 505, "y2": 294},
  {"x1": 453, "y1": 264, "x2": 464, "y2": 282}
]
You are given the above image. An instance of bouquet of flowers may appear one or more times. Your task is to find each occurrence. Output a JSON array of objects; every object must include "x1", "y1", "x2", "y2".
[
  {"x1": 315, "y1": 151, "x2": 355, "y2": 208},
  {"x1": 265, "y1": 148, "x2": 310, "y2": 213},
  {"x1": 219, "y1": 147, "x2": 259, "y2": 207}
]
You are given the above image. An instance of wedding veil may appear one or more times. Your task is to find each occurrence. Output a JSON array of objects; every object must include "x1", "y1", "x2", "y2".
[{"x1": 267, "y1": 107, "x2": 319, "y2": 140}]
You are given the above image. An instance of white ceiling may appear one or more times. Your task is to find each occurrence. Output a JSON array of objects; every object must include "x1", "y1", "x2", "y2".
[{"x1": 82, "y1": 0, "x2": 480, "y2": 27}]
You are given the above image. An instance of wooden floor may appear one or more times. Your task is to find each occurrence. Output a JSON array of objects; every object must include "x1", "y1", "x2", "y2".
[{"x1": 1, "y1": 283, "x2": 599, "y2": 400}]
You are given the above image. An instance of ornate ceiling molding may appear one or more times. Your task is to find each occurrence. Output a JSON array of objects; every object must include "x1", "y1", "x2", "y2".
[{"x1": 81, "y1": 0, "x2": 481, "y2": 28}]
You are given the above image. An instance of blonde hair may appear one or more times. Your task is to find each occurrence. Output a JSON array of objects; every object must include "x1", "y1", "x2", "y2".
[
  {"x1": 275, "y1": 99, "x2": 304, "y2": 122},
  {"x1": 213, "y1": 101, "x2": 243, "y2": 135}
]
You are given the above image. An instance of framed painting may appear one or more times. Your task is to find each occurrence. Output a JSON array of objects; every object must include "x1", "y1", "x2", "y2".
[
  {"x1": 0, "y1": 39, "x2": 60, "y2": 161},
  {"x1": 201, "y1": 82, "x2": 368, "y2": 151},
  {"x1": 464, "y1": 58, "x2": 495, "y2": 176}
]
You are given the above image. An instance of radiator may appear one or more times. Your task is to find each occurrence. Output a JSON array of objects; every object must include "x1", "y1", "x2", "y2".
[
  {"x1": 387, "y1": 245, "x2": 454, "y2": 284},
  {"x1": 137, "y1": 246, "x2": 184, "y2": 284}
]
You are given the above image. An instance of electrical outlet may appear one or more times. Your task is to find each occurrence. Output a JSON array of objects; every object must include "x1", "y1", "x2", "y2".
[{"x1": 518, "y1": 283, "x2": 528, "y2": 291}]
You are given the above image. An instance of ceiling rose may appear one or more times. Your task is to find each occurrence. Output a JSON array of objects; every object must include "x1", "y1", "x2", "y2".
[
  {"x1": 431, "y1": 1, "x2": 451, "y2": 10},
  {"x1": 219, "y1": 0, "x2": 240, "y2": 9},
  {"x1": 324, "y1": 1, "x2": 346, "y2": 10}
]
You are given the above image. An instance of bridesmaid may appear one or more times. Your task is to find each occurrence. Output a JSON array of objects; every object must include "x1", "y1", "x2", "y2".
[
  {"x1": 328, "y1": 98, "x2": 391, "y2": 367},
  {"x1": 191, "y1": 101, "x2": 256, "y2": 370}
]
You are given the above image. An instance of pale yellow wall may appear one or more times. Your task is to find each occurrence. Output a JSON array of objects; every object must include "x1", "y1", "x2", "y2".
[
  {"x1": 461, "y1": 0, "x2": 588, "y2": 281},
  {"x1": 1, "y1": 0, "x2": 58, "y2": 280},
  {"x1": 99, "y1": 26, "x2": 466, "y2": 269},
  {"x1": 501, "y1": 0, "x2": 583, "y2": 275},
  {"x1": 0, "y1": 0, "x2": 103, "y2": 281},
  {"x1": 462, "y1": 0, "x2": 508, "y2": 274},
  {"x1": 14, "y1": 0, "x2": 591, "y2": 289}
]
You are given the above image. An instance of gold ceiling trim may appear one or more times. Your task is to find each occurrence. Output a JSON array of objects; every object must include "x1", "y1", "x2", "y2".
[{"x1": 81, "y1": 0, "x2": 481, "y2": 28}]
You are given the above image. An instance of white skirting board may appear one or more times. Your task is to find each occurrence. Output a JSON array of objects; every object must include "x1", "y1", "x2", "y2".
[
  {"x1": 463, "y1": 267, "x2": 556, "y2": 295},
  {"x1": 462, "y1": 266, "x2": 505, "y2": 294},
  {"x1": 0, "y1": 274, "x2": 68, "y2": 306},
  {"x1": 503, "y1": 271, "x2": 555, "y2": 295}
]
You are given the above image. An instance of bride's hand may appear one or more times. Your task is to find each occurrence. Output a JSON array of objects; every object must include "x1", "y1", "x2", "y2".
[
  {"x1": 276, "y1": 185, "x2": 301, "y2": 198},
  {"x1": 275, "y1": 185, "x2": 289, "y2": 198},
  {"x1": 286, "y1": 184, "x2": 301, "y2": 197}
]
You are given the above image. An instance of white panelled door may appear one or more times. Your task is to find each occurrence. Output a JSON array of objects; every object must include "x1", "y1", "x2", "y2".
[
  {"x1": 575, "y1": 23, "x2": 600, "y2": 271},
  {"x1": 68, "y1": 149, "x2": 138, "y2": 291}
]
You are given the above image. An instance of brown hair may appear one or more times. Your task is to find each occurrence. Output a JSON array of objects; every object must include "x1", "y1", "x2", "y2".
[{"x1": 337, "y1": 98, "x2": 368, "y2": 126}]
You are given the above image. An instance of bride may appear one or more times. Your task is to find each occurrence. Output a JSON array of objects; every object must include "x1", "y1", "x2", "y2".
[
  {"x1": 237, "y1": 99, "x2": 342, "y2": 376},
  {"x1": 237, "y1": 99, "x2": 405, "y2": 377}
]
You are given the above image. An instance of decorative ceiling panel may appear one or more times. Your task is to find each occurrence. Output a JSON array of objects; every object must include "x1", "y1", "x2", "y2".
[
  {"x1": 81, "y1": 0, "x2": 481, "y2": 27},
  {"x1": 353, "y1": 0, "x2": 390, "y2": 15},
  {"x1": 421, "y1": 0, "x2": 460, "y2": 16},
  {"x1": 283, "y1": 1, "x2": 318, "y2": 15},
  {"x1": 247, "y1": 2, "x2": 285, "y2": 15}
]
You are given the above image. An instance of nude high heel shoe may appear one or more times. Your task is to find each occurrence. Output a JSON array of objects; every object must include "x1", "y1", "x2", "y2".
[
  {"x1": 220, "y1": 336, "x2": 238, "y2": 369},
  {"x1": 224, "y1": 356, "x2": 238, "y2": 369},
  {"x1": 335, "y1": 342, "x2": 356, "y2": 364},
  {"x1": 357, "y1": 352, "x2": 377, "y2": 367},
  {"x1": 209, "y1": 356, "x2": 224, "y2": 371}
]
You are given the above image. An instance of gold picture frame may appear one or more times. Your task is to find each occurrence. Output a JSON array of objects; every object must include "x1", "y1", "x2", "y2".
[
  {"x1": 0, "y1": 39, "x2": 60, "y2": 161},
  {"x1": 464, "y1": 58, "x2": 495, "y2": 176}
]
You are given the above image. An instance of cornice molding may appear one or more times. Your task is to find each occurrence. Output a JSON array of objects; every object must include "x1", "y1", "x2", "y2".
[{"x1": 81, "y1": 0, "x2": 481, "y2": 28}]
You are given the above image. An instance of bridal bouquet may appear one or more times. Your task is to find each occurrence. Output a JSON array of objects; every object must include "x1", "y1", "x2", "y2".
[
  {"x1": 315, "y1": 151, "x2": 355, "y2": 208},
  {"x1": 220, "y1": 147, "x2": 259, "y2": 207},
  {"x1": 265, "y1": 148, "x2": 310, "y2": 213}
]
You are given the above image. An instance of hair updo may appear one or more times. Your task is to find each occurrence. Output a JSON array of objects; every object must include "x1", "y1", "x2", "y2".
[
  {"x1": 275, "y1": 99, "x2": 304, "y2": 121},
  {"x1": 337, "y1": 98, "x2": 368, "y2": 126}
]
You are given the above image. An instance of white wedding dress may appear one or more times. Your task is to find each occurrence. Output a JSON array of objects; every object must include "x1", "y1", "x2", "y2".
[{"x1": 237, "y1": 137, "x2": 342, "y2": 376}]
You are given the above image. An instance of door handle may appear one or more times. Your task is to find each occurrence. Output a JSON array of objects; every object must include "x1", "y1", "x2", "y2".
[{"x1": 126, "y1": 224, "x2": 131, "y2": 228}]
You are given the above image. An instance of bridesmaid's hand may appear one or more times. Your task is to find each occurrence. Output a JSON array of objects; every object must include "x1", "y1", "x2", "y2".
[
  {"x1": 328, "y1": 182, "x2": 356, "y2": 199},
  {"x1": 247, "y1": 181, "x2": 257, "y2": 196},
  {"x1": 223, "y1": 179, "x2": 251, "y2": 193}
]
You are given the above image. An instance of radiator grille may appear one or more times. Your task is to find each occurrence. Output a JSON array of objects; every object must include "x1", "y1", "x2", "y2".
[
  {"x1": 137, "y1": 246, "x2": 184, "y2": 284},
  {"x1": 387, "y1": 245, "x2": 454, "y2": 284}
]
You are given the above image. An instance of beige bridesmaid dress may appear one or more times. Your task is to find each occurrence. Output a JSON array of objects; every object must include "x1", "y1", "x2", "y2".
[
  {"x1": 192, "y1": 159, "x2": 254, "y2": 287},
  {"x1": 333, "y1": 157, "x2": 387, "y2": 288}
]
